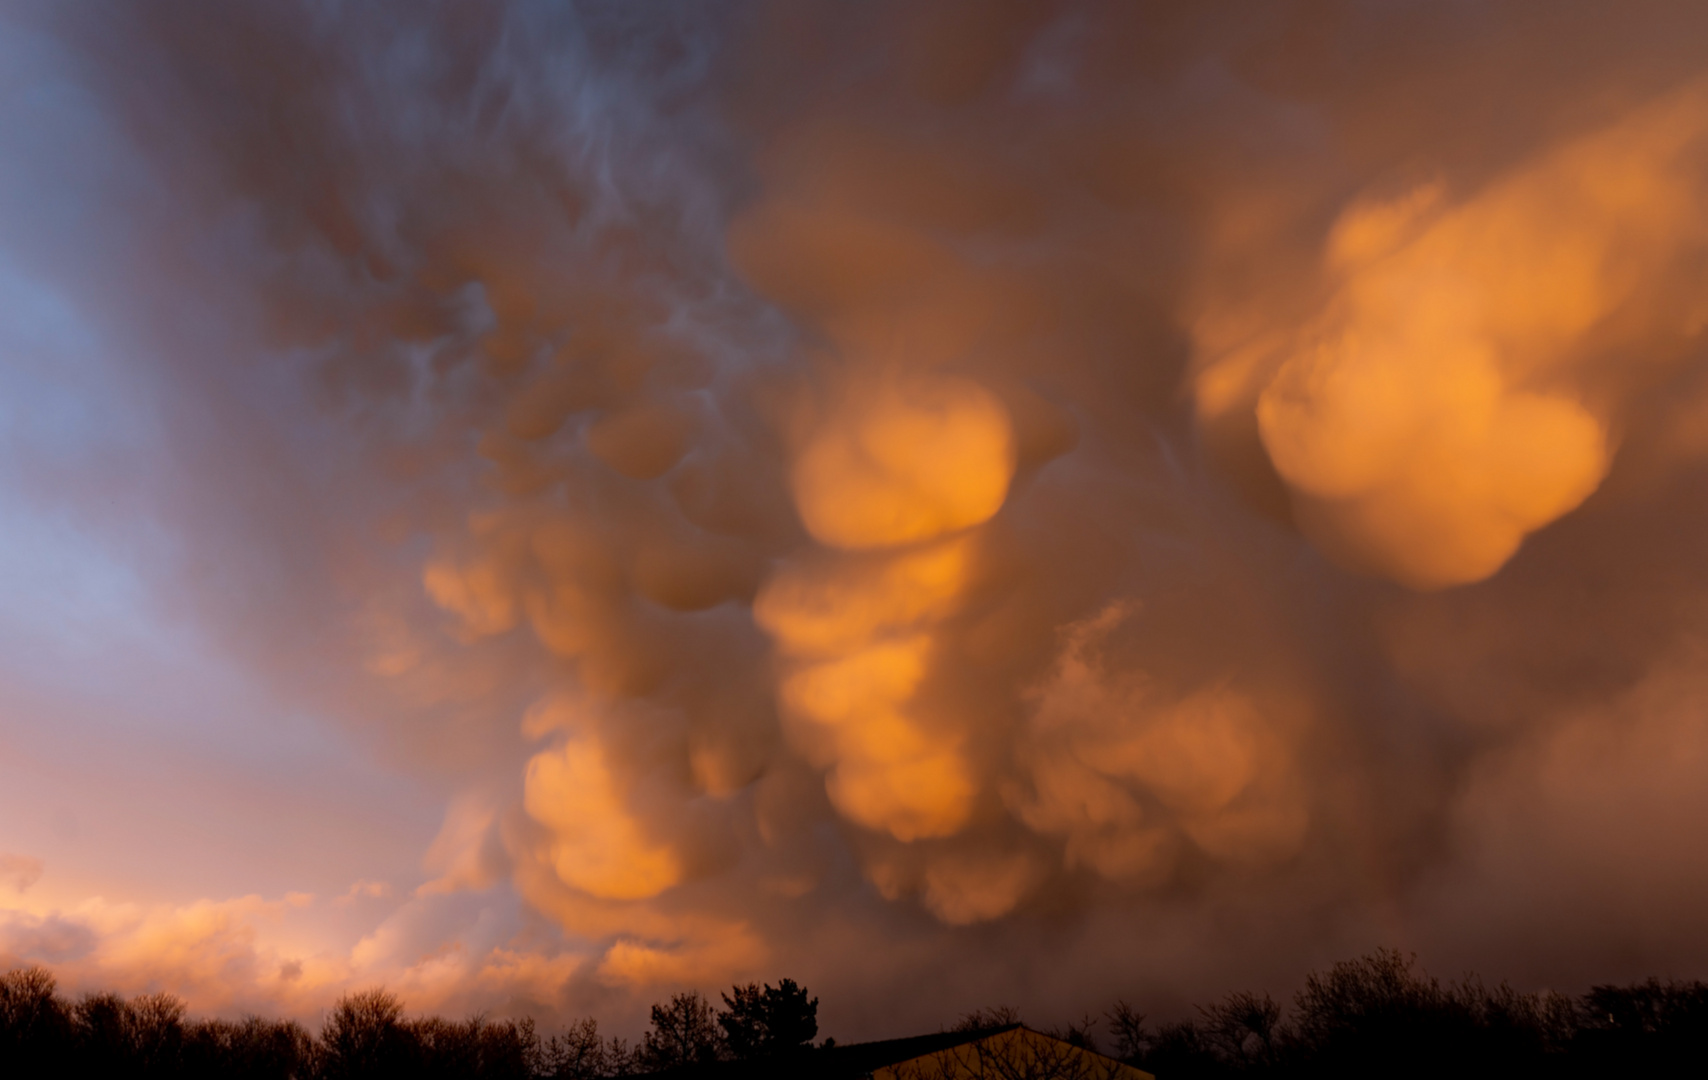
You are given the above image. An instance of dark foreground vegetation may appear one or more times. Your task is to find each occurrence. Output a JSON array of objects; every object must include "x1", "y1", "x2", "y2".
[
  {"x1": 1099, "y1": 949, "x2": 1708, "y2": 1079},
  {"x1": 2, "y1": 950, "x2": 1705, "y2": 1078},
  {"x1": 0, "y1": 970, "x2": 817, "y2": 1080}
]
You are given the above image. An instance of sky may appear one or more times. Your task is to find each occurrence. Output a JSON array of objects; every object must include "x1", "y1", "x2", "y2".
[{"x1": 4, "y1": 0, "x2": 1708, "y2": 1042}]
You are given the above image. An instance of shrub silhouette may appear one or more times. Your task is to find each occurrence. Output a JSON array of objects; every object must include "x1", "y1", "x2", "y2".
[
  {"x1": 1049, "y1": 1012, "x2": 1101, "y2": 1052},
  {"x1": 1144, "y1": 1018, "x2": 1223, "y2": 1078},
  {"x1": 1573, "y1": 978, "x2": 1708, "y2": 1076},
  {"x1": 953, "y1": 1004, "x2": 1022, "y2": 1032},
  {"x1": 1097, "y1": 949, "x2": 1708, "y2": 1079},
  {"x1": 1199, "y1": 991, "x2": 1281, "y2": 1069},
  {"x1": 1288, "y1": 948, "x2": 1475, "y2": 1076},
  {"x1": 1286, "y1": 950, "x2": 1582, "y2": 1079}
]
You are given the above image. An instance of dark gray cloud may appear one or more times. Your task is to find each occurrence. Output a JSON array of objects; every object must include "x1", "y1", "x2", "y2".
[{"x1": 2, "y1": 0, "x2": 1707, "y2": 1038}]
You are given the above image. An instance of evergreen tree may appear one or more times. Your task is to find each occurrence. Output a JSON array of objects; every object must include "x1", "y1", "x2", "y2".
[{"x1": 716, "y1": 978, "x2": 818, "y2": 1059}]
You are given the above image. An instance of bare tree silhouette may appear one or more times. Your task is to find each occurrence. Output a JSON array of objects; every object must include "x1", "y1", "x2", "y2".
[
  {"x1": 953, "y1": 1006, "x2": 1022, "y2": 1032},
  {"x1": 640, "y1": 991, "x2": 721, "y2": 1071},
  {"x1": 0, "y1": 967, "x2": 69, "y2": 1075},
  {"x1": 316, "y1": 988, "x2": 418, "y2": 1080},
  {"x1": 74, "y1": 990, "x2": 187, "y2": 1077},
  {"x1": 1198, "y1": 991, "x2": 1281, "y2": 1069},
  {"x1": 411, "y1": 1013, "x2": 536, "y2": 1079},
  {"x1": 181, "y1": 1014, "x2": 310, "y2": 1080},
  {"x1": 536, "y1": 1016, "x2": 636, "y2": 1078},
  {"x1": 1104, "y1": 1000, "x2": 1148, "y2": 1063}
]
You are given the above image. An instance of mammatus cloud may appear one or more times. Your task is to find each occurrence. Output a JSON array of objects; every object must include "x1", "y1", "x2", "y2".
[
  {"x1": 5, "y1": 0, "x2": 1708, "y2": 1033},
  {"x1": 759, "y1": 374, "x2": 1017, "y2": 844},
  {"x1": 526, "y1": 732, "x2": 684, "y2": 901},
  {"x1": 1194, "y1": 78, "x2": 1708, "y2": 588},
  {"x1": 1005, "y1": 602, "x2": 1309, "y2": 886}
]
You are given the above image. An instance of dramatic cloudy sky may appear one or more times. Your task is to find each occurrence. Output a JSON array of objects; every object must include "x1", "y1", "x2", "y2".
[{"x1": 5, "y1": 0, "x2": 1708, "y2": 1040}]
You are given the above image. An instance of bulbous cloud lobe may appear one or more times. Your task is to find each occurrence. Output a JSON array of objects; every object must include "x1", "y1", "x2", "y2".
[
  {"x1": 790, "y1": 378, "x2": 1016, "y2": 552},
  {"x1": 525, "y1": 732, "x2": 683, "y2": 901},
  {"x1": 1195, "y1": 79, "x2": 1708, "y2": 588}
]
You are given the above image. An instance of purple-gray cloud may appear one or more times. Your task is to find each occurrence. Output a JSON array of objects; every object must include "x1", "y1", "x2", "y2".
[{"x1": 1, "y1": 0, "x2": 1707, "y2": 1038}]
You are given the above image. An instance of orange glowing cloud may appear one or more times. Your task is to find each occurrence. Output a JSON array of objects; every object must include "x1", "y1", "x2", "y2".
[
  {"x1": 1196, "y1": 80, "x2": 1708, "y2": 588},
  {"x1": 791, "y1": 377, "x2": 1017, "y2": 550},
  {"x1": 755, "y1": 376, "x2": 1017, "y2": 844},
  {"x1": 523, "y1": 733, "x2": 682, "y2": 901},
  {"x1": 758, "y1": 541, "x2": 981, "y2": 841},
  {"x1": 37, "y1": 0, "x2": 1708, "y2": 1029},
  {"x1": 1006, "y1": 604, "x2": 1308, "y2": 880},
  {"x1": 0, "y1": 886, "x2": 595, "y2": 1022}
]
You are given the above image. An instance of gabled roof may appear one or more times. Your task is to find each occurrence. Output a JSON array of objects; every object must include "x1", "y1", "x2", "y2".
[
  {"x1": 822, "y1": 1023, "x2": 1027, "y2": 1077},
  {"x1": 638, "y1": 1024, "x2": 1154, "y2": 1080}
]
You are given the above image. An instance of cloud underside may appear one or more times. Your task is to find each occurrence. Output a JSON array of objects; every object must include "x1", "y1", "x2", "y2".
[{"x1": 5, "y1": 0, "x2": 1708, "y2": 1025}]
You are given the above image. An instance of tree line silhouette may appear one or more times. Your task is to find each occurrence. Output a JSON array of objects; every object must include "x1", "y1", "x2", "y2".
[
  {"x1": 1096, "y1": 949, "x2": 1708, "y2": 1079},
  {"x1": 2, "y1": 950, "x2": 1705, "y2": 1078},
  {"x1": 0, "y1": 968, "x2": 818, "y2": 1079}
]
